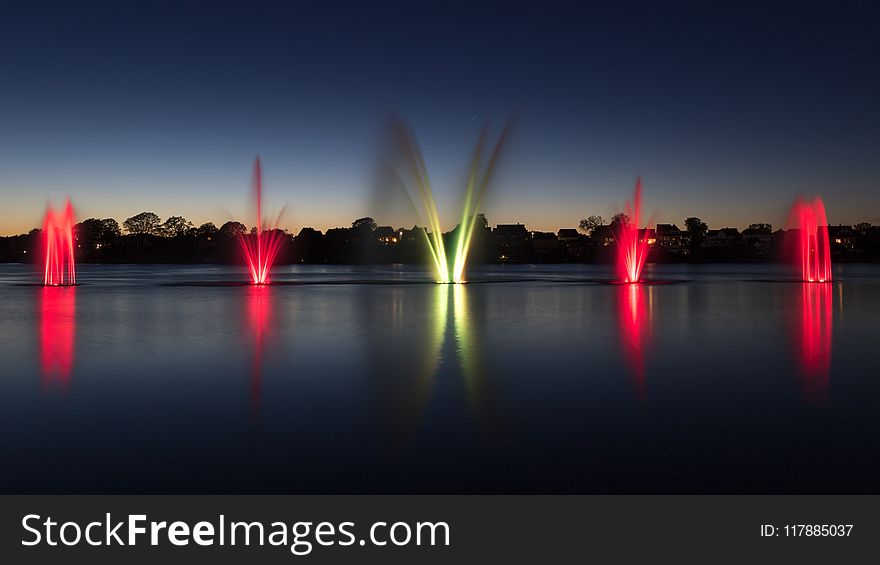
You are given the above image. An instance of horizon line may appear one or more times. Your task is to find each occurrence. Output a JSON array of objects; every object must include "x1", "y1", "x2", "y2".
[{"x1": 1, "y1": 214, "x2": 876, "y2": 239}]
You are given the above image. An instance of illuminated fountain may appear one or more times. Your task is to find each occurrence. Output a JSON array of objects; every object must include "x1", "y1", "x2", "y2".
[
  {"x1": 789, "y1": 197, "x2": 832, "y2": 283},
  {"x1": 450, "y1": 127, "x2": 510, "y2": 284},
  {"x1": 614, "y1": 179, "x2": 650, "y2": 283},
  {"x1": 239, "y1": 157, "x2": 285, "y2": 284},
  {"x1": 41, "y1": 199, "x2": 77, "y2": 286},
  {"x1": 611, "y1": 179, "x2": 653, "y2": 391},
  {"x1": 788, "y1": 196, "x2": 834, "y2": 397},
  {"x1": 385, "y1": 118, "x2": 510, "y2": 283}
]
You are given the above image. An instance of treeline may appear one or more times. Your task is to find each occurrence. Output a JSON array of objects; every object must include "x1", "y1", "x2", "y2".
[
  {"x1": 1, "y1": 211, "x2": 880, "y2": 264},
  {"x1": 0, "y1": 213, "x2": 480, "y2": 265}
]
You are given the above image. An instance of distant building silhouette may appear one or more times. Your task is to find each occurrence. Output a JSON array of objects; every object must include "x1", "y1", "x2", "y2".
[
  {"x1": 532, "y1": 231, "x2": 558, "y2": 256},
  {"x1": 656, "y1": 223, "x2": 688, "y2": 255},
  {"x1": 494, "y1": 224, "x2": 530, "y2": 262}
]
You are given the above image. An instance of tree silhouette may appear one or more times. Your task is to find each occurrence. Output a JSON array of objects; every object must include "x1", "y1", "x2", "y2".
[
  {"x1": 123, "y1": 212, "x2": 162, "y2": 235},
  {"x1": 685, "y1": 216, "x2": 708, "y2": 256},
  {"x1": 196, "y1": 222, "x2": 218, "y2": 238},
  {"x1": 99, "y1": 218, "x2": 121, "y2": 238},
  {"x1": 161, "y1": 216, "x2": 194, "y2": 237},
  {"x1": 610, "y1": 212, "x2": 630, "y2": 230},
  {"x1": 76, "y1": 218, "x2": 121, "y2": 248},
  {"x1": 352, "y1": 217, "x2": 377, "y2": 232},
  {"x1": 219, "y1": 221, "x2": 247, "y2": 239},
  {"x1": 578, "y1": 215, "x2": 604, "y2": 234}
]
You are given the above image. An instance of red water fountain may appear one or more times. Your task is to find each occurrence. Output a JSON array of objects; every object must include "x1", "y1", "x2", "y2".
[
  {"x1": 41, "y1": 199, "x2": 77, "y2": 286},
  {"x1": 239, "y1": 157, "x2": 285, "y2": 284},
  {"x1": 789, "y1": 197, "x2": 832, "y2": 283},
  {"x1": 615, "y1": 178, "x2": 650, "y2": 283}
]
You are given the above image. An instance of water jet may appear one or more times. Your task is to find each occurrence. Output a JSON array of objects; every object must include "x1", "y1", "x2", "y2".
[
  {"x1": 239, "y1": 157, "x2": 285, "y2": 284},
  {"x1": 41, "y1": 199, "x2": 76, "y2": 286},
  {"x1": 789, "y1": 197, "x2": 832, "y2": 283},
  {"x1": 614, "y1": 179, "x2": 650, "y2": 283}
]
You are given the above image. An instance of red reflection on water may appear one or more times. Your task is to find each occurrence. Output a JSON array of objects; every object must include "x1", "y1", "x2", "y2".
[
  {"x1": 795, "y1": 283, "x2": 832, "y2": 402},
  {"x1": 41, "y1": 199, "x2": 76, "y2": 286},
  {"x1": 239, "y1": 157, "x2": 285, "y2": 284},
  {"x1": 246, "y1": 285, "x2": 271, "y2": 414},
  {"x1": 615, "y1": 178, "x2": 650, "y2": 283},
  {"x1": 39, "y1": 286, "x2": 76, "y2": 388},
  {"x1": 617, "y1": 283, "x2": 650, "y2": 398},
  {"x1": 789, "y1": 197, "x2": 832, "y2": 283}
]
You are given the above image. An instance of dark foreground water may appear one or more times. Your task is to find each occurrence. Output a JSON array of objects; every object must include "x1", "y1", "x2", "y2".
[{"x1": 1, "y1": 263, "x2": 878, "y2": 493}]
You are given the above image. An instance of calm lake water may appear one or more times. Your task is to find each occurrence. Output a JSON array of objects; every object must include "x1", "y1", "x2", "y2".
[{"x1": 1, "y1": 263, "x2": 878, "y2": 493}]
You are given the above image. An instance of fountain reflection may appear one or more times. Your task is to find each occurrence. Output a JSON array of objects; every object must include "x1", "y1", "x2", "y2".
[
  {"x1": 362, "y1": 283, "x2": 500, "y2": 444},
  {"x1": 793, "y1": 282, "x2": 833, "y2": 402},
  {"x1": 38, "y1": 286, "x2": 76, "y2": 389},
  {"x1": 452, "y1": 285, "x2": 499, "y2": 434},
  {"x1": 617, "y1": 283, "x2": 652, "y2": 398},
  {"x1": 245, "y1": 285, "x2": 272, "y2": 415},
  {"x1": 362, "y1": 285, "x2": 447, "y2": 444}
]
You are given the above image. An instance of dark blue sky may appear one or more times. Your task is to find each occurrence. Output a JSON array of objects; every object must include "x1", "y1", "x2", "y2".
[{"x1": 1, "y1": 0, "x2": 878, "y2": 234}]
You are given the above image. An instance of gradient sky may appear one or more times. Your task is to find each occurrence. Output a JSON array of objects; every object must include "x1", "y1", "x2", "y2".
[{"x1": 1, "y1": 0, "x2": 878, "y2": 235}]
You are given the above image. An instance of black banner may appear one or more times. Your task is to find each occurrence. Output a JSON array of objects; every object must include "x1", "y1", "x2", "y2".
[{"x1": 1, "y1": 496, "x2": 877, "y2": 563}]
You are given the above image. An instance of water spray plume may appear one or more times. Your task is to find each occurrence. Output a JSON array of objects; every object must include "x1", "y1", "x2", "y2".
[
  {"x1": 452, "y1": 122, "x2": 512, "y2": 283},
  {"x1": 41, "y1": 199, "x2": 77, "y2": 286},
  {"x1": 239, "y1": 157, "x2": 285, "y2": 284},
  {"x1": 789, "y1": 197, "x2": 832, "y2": 283},
  {"x1": 615, "y1": 179, "x2": 650, "y2": 283},
  {"x1": 386, "y1": 117, "x2": 511, "y2": 283},
  {"x1": 385, "y1": 119, "x2": 449, "y2": 282}
]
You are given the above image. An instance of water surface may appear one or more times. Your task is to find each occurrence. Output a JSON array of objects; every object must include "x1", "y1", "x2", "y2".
[{"x1": 1, "y1": 263, "x2": 878, "y2": 493}]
